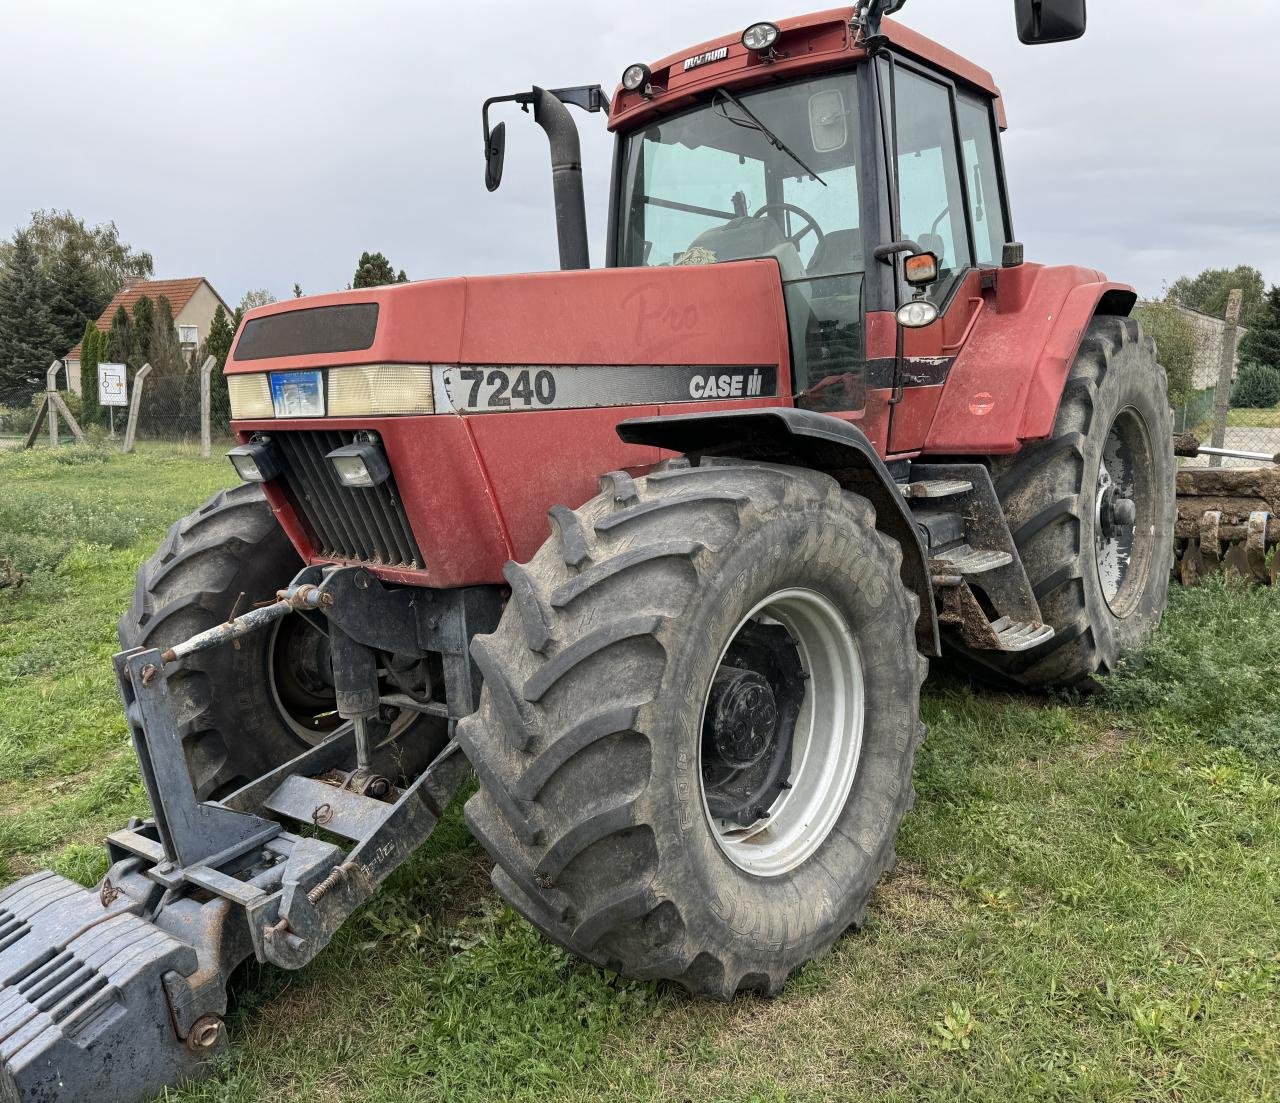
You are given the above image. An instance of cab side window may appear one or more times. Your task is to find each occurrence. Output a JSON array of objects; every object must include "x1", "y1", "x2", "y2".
[
  {"x1": 956, "y1": 92, "x2": 1008, "y2": 266},
  {"x1": 891, "y1": 67, "x2": 972, "y2": 303}
]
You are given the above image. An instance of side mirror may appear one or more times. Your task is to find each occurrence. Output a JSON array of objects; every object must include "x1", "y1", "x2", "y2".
[
  {"x1": 1015, "y1": 0, "x2": 1086, "y2": 44},
  {"x1": 485, "y1": 121, "x2": 507, "y2": 193}
]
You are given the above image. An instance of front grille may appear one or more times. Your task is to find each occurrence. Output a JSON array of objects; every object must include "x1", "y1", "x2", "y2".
[{"x1": 273, "y1": 430, "x2": 424, "y2": 569}]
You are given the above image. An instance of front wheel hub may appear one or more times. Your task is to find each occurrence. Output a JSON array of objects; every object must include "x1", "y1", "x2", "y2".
[
  {"x1": 699, "y1": 588, "x2": 866, "y2": 877},
  {"x1": 707, "y1": 668, "x2": 778, "y2": 769}
]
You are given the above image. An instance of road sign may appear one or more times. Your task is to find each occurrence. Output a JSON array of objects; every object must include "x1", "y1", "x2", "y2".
[{"x1": 99, "y1": 363, "x2": 128, "y2": 407}]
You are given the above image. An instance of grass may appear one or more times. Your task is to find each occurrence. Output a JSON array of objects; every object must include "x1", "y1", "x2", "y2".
[
  {"x1": 1225, "y1": 408, "x2": 1280, "y2": 429},
  {"x1": 2, "y1": 444, "x2": 1277, "y2": 1102},
  {"x1": 1191, "y1": 406, "x2": 1280, "y2": 431}
]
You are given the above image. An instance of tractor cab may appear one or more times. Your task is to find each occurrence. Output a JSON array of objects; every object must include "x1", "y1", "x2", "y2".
[{"x1": 602, "y1": 9, "x2": 1014, "y2": 440}]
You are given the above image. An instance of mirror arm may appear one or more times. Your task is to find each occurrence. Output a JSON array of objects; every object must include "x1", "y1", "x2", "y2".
[
  {"x1": 548, "y1": 84, "x2": 611, "y2": 117},
  {"x1": 855, "y1": 0, "x2": 909, "y2": 40},
  {"x1": 874, "y1": 239, "x2": 924, "y2": 264}
]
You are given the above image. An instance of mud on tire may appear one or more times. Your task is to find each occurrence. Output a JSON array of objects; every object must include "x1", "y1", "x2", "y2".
[
  {"x1": 459, "y1": 461, "x2": 927, "y2": 998},
  {"x1": 983, "y1": 315, "x2": 1175, "y2": 688}
]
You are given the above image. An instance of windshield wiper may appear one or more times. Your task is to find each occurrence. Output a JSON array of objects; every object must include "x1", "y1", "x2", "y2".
[{"x1": 712, "y1": 87, "x2": 826, "y2": 187}]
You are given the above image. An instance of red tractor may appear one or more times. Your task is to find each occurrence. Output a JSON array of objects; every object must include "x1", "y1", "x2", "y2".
[{"x1": 2, "y1": 3, "x2": 1176, "y2": 1100}]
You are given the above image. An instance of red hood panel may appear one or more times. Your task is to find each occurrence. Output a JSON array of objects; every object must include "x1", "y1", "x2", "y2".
[{"x1": 226, "y1": 261, "x2": 791, "y2": 374}]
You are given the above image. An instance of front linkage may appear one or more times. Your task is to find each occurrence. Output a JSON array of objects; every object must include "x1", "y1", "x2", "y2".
[{"x1": 0, "y1": 568, "x2": 499, "y2": 1103}]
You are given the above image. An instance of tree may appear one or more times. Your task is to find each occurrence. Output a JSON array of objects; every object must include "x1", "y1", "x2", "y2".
[
  {"x1": 1167, "y1": 265, "x2": 1266, "y2": 327},
  {"x1": 239, "y1": 289, "x2": 275, "y2": 313},
  {"x1": 352, "y1": 251, "x2": 409, "y2": 288},
  {"x1": 1132, "y1": 298, "x2": 1202, "y2": 406},
  {"x1": 1238, "y1": 285, "x2": 1280, "y2": 371},
  {"x1": 292, "y1": 282, "x2": 303, "y2": 298},
  {"x1": 106, "y1": 306, "x2": 131, "y2": 366},
  {"x1": 149, "y1": 296, "x2": 184, "y2": 373},
  {"x1": 201, "y1": 305, "x2": 235, "y2": 433},
  {"x1": 80, "y1": 321, "x2": 104, "y2": 427},
  {"x1": 49, "y1": 237, "x2": 107, "y2": 354},
  {"x1": 0, "y1": 230, "x2": 61, "y2": 405},
  {"x1": 129, "y1": 295, "x2": 154, "y2": 371},
  {"x1": 0, "y1": 209, "x2": 152, "y2": 309}
]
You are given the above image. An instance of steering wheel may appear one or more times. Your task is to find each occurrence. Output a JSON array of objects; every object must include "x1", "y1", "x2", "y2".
[{"x1": 752, "y1": 202, "x2": 825, "y2": 251}]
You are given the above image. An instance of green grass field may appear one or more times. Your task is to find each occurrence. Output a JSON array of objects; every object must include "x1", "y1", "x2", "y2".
[{"x1": 2, "y1": 444, "x2": 1278, "y2": 1102}]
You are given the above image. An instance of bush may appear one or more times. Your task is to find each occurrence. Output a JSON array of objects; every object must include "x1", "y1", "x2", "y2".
[
  {"x1": 1133, "y1": 298, "x2": 1200, "y2": 407},
  {"x1": 0, "y1": 396, "x2": 42, "y2": 437},
  {"x1": 1230, "y1": 361, "x2": 1280, "y2": 409}
]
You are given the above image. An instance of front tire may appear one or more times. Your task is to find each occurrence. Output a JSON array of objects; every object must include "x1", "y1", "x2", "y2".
[{"x1": 459, "y1": 462, "x2": 926, "y2": 998}]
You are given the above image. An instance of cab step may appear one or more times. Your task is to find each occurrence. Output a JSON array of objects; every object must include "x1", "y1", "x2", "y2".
[
  {"x1": 929, "y1": 544, "x2": 1014, "y2": 579},
  {"x1": 901, "y1": 478, "x2": 974, "y2": 499},
  {"x1": 991, "y1": 618, "x2": 1056, "y2": 652}
]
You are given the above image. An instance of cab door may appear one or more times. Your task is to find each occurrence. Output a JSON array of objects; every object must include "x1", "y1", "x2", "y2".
[{"x1": 878, "y1": 57, "x2": 1012, "y2": 455}]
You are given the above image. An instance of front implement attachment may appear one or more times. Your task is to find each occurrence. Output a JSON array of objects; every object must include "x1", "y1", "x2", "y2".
[{"x1": 2, "y1": 568, "x2": 489, "y2": 1103}]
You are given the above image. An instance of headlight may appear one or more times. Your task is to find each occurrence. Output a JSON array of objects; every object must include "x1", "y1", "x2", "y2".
[
  {"x1": 328, "y1": 365, "x2": 433, "y2": 416},
  {"x1": 227, "y1": 440, "x2": 282, "y2": 483},
  {"x1": 326, "y1": 441, "x2": 391, "y2": 488},
  {"x1": 742, "y1": 22, "x2": 780, "y2": 51},
  {"x1": 227, "y1": 374, "x2": 273, "y2": 419},
  {"x1": 896, "y1": 299, "x2": 940, "y2": 329},
  {"x1": 621, "y1": 63, "x2": 651, "y2": 92}
]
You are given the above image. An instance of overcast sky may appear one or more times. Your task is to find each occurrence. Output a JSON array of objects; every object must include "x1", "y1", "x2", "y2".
[{"x1": 2, "y1": 2, "x2": 1276, "y2": 306}]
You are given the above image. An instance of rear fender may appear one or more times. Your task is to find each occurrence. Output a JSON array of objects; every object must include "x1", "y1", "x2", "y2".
[
  {"x1": 924, "y1": 264, "x2": 1136, "y2": 454},
  {"x1": 619, "y1": 407, "x2": 940, "y2": 656}
]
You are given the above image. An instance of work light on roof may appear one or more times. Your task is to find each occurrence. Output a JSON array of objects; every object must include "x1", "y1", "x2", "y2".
[
  {"x1": 742, "y1": 21, "x2": 780, "y2": 51},
  {"x1": 621, "y1": 63, "x2": 652, "y2": 92}
]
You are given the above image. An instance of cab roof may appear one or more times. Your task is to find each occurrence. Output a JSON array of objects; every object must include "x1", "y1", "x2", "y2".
[{"x1": 609, "y1": 8, "x2": 1006, "y2": 132}]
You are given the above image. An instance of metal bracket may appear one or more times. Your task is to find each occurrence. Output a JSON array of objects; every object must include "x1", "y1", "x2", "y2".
[{"x1": 115, "y1": 648, "x2": 280, "y2": 871}]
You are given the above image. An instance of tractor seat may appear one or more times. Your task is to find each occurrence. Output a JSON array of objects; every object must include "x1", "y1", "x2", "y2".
[
  {"x1": 806, "y1": 229, "x2": 865, "y2": 278},
  {"x1": 683, "y1": 216, "x2": 808, "y2": 285}
]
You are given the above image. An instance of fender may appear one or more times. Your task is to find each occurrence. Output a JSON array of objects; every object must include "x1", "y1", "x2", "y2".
[
  {"x1": 923, "y1": 264, "x2": 1137, "y2": 455},
  {"x1": 618, "y1": 407, "x2": 941, "y2": 656}
]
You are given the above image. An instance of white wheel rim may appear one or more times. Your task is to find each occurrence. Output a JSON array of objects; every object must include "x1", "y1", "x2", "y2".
[
  {"x1": 1095, "y1": 405, "x2": 1156, "y2": 617},
  {"x1": 698, "y1": 588, "x2": 865, "y2": 878}
]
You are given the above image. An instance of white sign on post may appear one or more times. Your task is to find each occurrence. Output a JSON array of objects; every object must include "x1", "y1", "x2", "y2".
[{"x1": 98, "y1": 363, "x2": 128, "y2": 407}]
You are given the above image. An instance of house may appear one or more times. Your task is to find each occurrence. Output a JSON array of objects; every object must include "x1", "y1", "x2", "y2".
[
  {"x1": 62, "y1": 277, "x2": 233, "y2": 395},
  {"x1": 1168, "y1": 303, "x2": 1250, "y2": 390}
]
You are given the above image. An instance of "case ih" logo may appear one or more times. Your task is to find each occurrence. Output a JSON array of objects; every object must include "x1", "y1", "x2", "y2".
[{"x1": 689, "y1": 370, "x2": 765, "y2": 399}]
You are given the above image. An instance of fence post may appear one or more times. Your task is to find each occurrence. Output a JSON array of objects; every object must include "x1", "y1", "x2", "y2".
[
  {"x1": 45, "y1": 362, "x2": 60, "y2": 448},
  {"x1": 199, "y1": 356, "x2": 216, "y2": 458},
  {"x1": 123, "y1": 363, "x2": 153, "y2": 454},
  {"x1": 1209, "y1": 288, "x2": 1244, "y2": 468}
]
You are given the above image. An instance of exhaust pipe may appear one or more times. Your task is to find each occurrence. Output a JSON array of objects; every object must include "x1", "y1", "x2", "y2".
[
  {"x1": 531, "y1": 87, "x2": 590, "y2": 271},
  {"x1": 483, "y1": 84, "x2": 608, "y2": 272}
]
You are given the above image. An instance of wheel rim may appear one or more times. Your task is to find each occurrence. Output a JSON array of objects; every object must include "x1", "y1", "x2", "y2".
[
  {"x1": 1094, "y1": 406, "x2": 1157, "y2": 617},
  {"x1": 267, "y1": 618, "x2": 421, "y2": 746},
  {"x1": 268, "y1": 616, "x2": 341, "y2": 743},
  {"x1": 699, "y1": 588, "x2": 865, "y2": 878}
]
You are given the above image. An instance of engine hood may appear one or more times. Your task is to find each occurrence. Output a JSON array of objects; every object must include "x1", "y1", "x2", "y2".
[{"x1": 226, "y1": 260, "x2": 791, "y2": 378}]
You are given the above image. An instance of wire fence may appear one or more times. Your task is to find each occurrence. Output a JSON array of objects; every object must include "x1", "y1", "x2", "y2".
[
  {"x1": 7, "y1": 358, "x2": 233, "y2": 456},
  {"x1": 1172, "y1": 291, "x2": 1277, "y2": 470}
]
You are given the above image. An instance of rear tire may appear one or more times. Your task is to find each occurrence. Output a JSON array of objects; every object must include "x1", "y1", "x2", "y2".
[
  {"x1": 459, "y1": 462, "x2": 926, "y2": 998},
  {"x1": 982, "y1": 316, "x2": 1175, "y2": 688}
]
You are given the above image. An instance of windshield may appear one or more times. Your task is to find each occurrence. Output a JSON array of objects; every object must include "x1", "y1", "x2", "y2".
[{"x1": 617, "y1": 72, "x2": 867, "y2": 408}]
